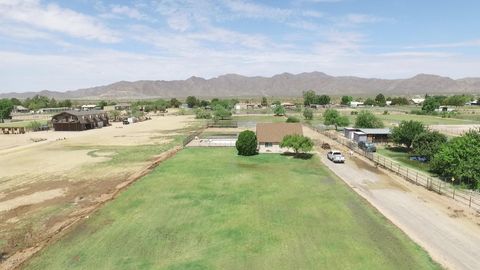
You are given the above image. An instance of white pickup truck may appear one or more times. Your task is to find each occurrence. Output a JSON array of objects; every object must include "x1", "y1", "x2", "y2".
[{"x1": 327, "y1": 150, "x2": 345, "y2": 163}]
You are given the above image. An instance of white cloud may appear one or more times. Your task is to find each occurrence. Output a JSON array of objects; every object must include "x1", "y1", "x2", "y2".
[
  {"x1": 222, "y1": 0, "x2": 292, "y2": 20},
  {"x1": 406, "y1": 39, "x2": 480, "y2": 49},
  {"x1": 110, "y1": 5, "x2": 146, "y2": 20},
  {"x1": 0, "y1": 0, "x2": 119, "y2": 43}
]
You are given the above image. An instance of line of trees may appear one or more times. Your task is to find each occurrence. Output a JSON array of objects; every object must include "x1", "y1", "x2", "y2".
[{"x1": 391, "y1": 120, "x2": 479, "y2": 188}]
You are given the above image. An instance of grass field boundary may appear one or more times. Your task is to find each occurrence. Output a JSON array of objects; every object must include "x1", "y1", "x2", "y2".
[
  {"x1": 3, "y1": 146, "x2": 184, "y2": 270},
  {"x1": 316, "y1": 129, "x2": 480, "y2": 212}
]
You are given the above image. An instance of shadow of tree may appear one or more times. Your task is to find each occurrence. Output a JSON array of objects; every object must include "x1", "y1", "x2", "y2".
[{"x1": 281, "y1": 152, "x2": 314, "y2": 160}]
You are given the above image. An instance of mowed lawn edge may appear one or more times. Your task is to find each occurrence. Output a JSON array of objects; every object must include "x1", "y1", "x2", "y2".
[{"x1": 24, "y1": 148, "x2": 441, "y2": 270}]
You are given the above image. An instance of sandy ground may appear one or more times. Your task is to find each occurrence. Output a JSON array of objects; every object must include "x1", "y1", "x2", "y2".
[
  {"x1": 429, "y1": 124, "x2": 480, "y2": 137},
  {"x1": 0, "y1": 115, "x2": 195, "y2": 265},
  {"x1": 304, "y1": 127, "x2": 480, "y2": 270}
]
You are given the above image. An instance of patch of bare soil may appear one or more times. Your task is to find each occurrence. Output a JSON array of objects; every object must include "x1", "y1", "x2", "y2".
[{"x1": 0, "y1": 146, "x2": 182, "y2": 270}]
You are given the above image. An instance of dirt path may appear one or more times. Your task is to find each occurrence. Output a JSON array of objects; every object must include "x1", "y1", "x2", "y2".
[{"x1": 303, "y1": 127, "x2": 480, "y2": 270}]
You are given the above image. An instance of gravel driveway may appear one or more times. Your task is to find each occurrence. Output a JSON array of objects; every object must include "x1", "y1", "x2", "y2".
[{"x1": 304, "y1": 127, "x2": 480, "y2": 270}]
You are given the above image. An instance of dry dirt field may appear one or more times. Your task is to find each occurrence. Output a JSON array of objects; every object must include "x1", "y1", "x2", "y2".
[{"x1": 0, "y1": 115, "x2": 198, "y2": 267}]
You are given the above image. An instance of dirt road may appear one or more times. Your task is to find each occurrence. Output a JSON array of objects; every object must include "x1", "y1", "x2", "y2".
[{"x1": 304, "y1": 127, "x2": 480, "y2": 270}]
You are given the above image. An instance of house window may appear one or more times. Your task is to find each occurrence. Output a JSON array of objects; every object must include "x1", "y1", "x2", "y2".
[{"x1": 265, "y1": 142, "x2": 273, "y2": 147}]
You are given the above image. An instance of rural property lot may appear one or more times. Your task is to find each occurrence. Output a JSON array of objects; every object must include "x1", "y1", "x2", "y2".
[
  {"x1": 0, "y1": 115, "x2": 197, "y2": 267},
  {"x1": 303, "y1": 127, "x2": 480, "y2": 270},
  {"x1": 24, "y1": 148, "x2": 439, "y2": 270}
]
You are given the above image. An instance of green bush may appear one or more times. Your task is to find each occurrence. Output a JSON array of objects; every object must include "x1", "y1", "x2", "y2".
[
  {"x1": 235, "y1": 130, "x2": 258, "y2": 156},
  {"x1": 195, "y1": 108, "x2": 212, "y2": 119},
  {"x1": 303, "y1": 108, "x2": 313, "y2": 120},
  {"x1": 286, "y1": 116, "x2": 300, "y2": 123}
]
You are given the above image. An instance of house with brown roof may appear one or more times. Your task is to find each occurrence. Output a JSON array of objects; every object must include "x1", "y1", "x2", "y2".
[{"x1": 256, "y1": 123, "x2": 303, "y2": 153}]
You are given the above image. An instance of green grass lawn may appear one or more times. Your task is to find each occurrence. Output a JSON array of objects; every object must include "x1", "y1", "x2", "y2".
[
  {"x1": 25, "y1": 148, "x2": 440, "y2": 270},
  {"x1": 377, "y1": 147, "x2": 432, "y2": 174}
]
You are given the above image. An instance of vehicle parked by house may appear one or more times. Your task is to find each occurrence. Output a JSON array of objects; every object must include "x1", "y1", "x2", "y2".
[
  {"x1": 327, "y1": 150, "x2": 345, "y2": 163},
  {"x1": 358, "y1": 141, "x2": 377, "y2": 152}
]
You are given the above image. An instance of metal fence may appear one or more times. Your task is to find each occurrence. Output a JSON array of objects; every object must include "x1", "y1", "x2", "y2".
[{"x1": 318, "y1": 129, "x2": 480, "y2": 211}]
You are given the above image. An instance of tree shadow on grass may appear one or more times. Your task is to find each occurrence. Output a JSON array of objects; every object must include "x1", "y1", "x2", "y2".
[
  {"x1": 281, "y1": 152, "x2": 314, "y2": 160},
  {"x1": 385, "y1": 146, "x2": 410, "y2": 153}
]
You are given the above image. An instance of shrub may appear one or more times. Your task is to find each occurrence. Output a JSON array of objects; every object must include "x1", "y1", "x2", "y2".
[
  {"x1": 286, "y1": 116, "x2": 300, "y2": 123},
  {"x1": 195, "y1": 108, "x2": 212, "y2": 119},
  {"x1": 273, "y1": 105, "x2": 286, "y2": 116},
  {"x1": 303, "y1": 108, "x2": 313, "y2": 120},
  {"x1": 236, "y1": 130, "x2": 258, "y2": 156},
  {"x1": 324, "y1": 109, "x2": 349, "y2": 130}
]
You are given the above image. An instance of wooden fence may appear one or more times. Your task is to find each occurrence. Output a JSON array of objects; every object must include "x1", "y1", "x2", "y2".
[{"x1": 319, "y1": 129, "x2": 480, "y2": 211}]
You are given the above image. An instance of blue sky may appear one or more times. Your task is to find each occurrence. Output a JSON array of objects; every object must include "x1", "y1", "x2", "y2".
[{"x1": 1, "y1": 0, "x2": 480, "y2": 92}]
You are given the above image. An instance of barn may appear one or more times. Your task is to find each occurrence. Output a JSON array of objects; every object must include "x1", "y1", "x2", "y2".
[{"x1": 52, "y1": 111, "x2": 109, "y2": 131}]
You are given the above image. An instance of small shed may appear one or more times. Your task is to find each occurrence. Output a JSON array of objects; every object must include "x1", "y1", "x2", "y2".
[
  {"x1": 353, "y1": 131, "x2": 367, "y2": 143},
  {"x1": 344, "y1": 128, "x2": 358, "y2": 140},
  {"x1": 357, "y1": 128, "x2": 391, "y2": 143}
]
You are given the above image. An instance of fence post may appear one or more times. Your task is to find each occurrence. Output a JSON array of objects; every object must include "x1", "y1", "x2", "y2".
[
  {"x1": 406, "y1": 168, "x2": 409, "y2": 179},
  {"x1": 453, "y1": 188, "x2": 455, "y2": 199},
  {"x1": 438, "y1": 180, "x2": 441, "y2": 194},
  {"x1": 415, "y1": 172, "x2": 418, "y2": 184},
  {"x1": 469, "y1": 190, "x2": 472, "y2": 207}
]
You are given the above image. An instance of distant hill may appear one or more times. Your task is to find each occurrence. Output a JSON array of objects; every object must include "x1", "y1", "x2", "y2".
[{"x1": 1, "y1": 72, "x2": 479, "y2": 99}]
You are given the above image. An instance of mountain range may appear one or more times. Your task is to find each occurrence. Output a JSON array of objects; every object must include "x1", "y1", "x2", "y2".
[{"x1": 1, "y1": 72, "x2": 479, "y2": 100}]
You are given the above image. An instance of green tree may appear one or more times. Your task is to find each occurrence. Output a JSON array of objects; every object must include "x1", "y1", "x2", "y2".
[
  {"x1": 375, "y1": 93, "x2": 386, "y2": 106},
  {"x1": 316, "y1": 95, "x2": 331, "y2": 105},
  {"x1": 303, "y1": 108, "x2": 313, "y2": 120},
  {"x1": 391, "y1": 120, "x2": 426, "y2": 149},
  {"x1": 286, "y1": 116, "x2": 300, "y2": 123},
  {"x1": 324, "y1": 109, "x2": 350, "y2": 130},
  {"x1": 412, "y1": 130, "x2": 447, "y2": 160},
  {"x1": 303, "y1": 90, "x2": 316, "y2": 106},
  {"x1": 363, "y1": 98, "x2": 376, "y2": 106},
  {"x1": 422, "y1": 97, "x2": 441, "y2": 112},
  {"x1": 186, "y1": 96, "x2": 198, "y2": 108},
  {"x1": 273, "y1": 105, "x2": 286, "y2": 116},
  {"x1": 341, "y1": 96, "x2": 353, "y2": 105},
  {"x1": 213, "y1": 105, "x2": 232, "y2": 120},
  {"x1": 280, "y1": 134, "x2": 314, "y2": 155},
  {"x1": 0, "y1": 98, "x2": 14, "y2": 122},
  {"x1": 261, "y1": 96, "x2": 268, "y2": 107},
  {"x1": 431, "y1": 129, "x2": 480, "y2": 188},
  {"x1": 235, "y1": 130, "x2": 257, "y2": 156},
  {"x1": 10, "y1": 98, "x2": 22, "y2": 106},
  {"x1": 98, "y1": 100, "x2": 108, "y2": 109},
  {"x1": 354, "y1": 110, "x2": 384, "y2": 128},
  {"x1": 443, "y1": 95, "x2": 469, "y2": 106},
  {"x1": 199, "y1": 100, "x2": 210, "y2": 108},
  {"x1": 195, "y1": 108, "x2": 212, "y2": 119},
  {"x1": 169, "y1": 98, "x2": 181, "y2": 108},
  {"x1": 58, "y1": 99, "x2": 72, "y2": 108},
  {"x1": 391, "y1": 97, "x2": 410, "y2": 106}
]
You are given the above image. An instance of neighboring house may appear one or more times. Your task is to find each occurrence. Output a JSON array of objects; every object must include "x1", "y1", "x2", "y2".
[
  {"x1": 386, "y1": 100, "x2": 392, "y2": 106},
  {"x1": 256, "y1": 122, "x2": 303, "y2": 153},
  {"x1": 115, "y1": 103, "x2": 131, "y2": 111},
  {"x1": 350, "y1": 101, "x2": 364, "y2": 108},
  {"x1": 81, "y1": 104, "x2": 100, "y2": 111},
  {"x1": 435, "y1": 106, "x2": 455, "y2": 113},
  {"x1": 411, "y1": 98, "x2": 425, "y2": 105},
  {"x1": 12, "y1": 105, "x2": 30, "y2": 113},
  {"x1": 281, "y1": 102, "x2": 296, "y2": 110},
  {"x1": 180, "y1": 104, "x2": 189, "y2": 109},
  {"x1": 52, "y1": 110, "x2": 109, "y2": 131},
  {"x1": 37, "y1": 107, "x2": 71, "y2": 114}
]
